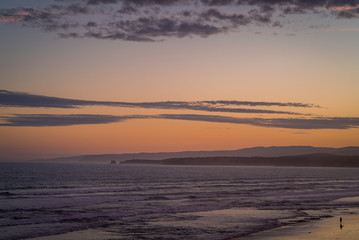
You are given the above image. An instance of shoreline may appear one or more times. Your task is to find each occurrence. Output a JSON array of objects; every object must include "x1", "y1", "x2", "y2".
[
  {"x1": 234, "y1": 212, "x2": 359, "y2": 240},
  {"x1": 23, "y1": 210, "x2": 359, "y2": 240}
]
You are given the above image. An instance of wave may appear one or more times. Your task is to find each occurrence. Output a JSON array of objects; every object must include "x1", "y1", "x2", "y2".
[{"x1": 1, "y1": 164, "x2": 359, "y2": 240}]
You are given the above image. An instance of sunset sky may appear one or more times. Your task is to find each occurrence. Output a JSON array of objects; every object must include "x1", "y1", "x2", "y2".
[{"x1": 1, "y1": 0, "x2": 359, "y2": 161}]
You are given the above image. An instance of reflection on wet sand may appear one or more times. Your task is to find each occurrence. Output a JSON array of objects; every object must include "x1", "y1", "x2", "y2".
[{"x1": 237, "y1": 213, "x2": 359, "y2": 240}]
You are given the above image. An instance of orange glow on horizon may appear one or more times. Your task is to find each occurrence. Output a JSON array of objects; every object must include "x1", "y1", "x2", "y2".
[{"x1": 1, "y1": 117, "x2": 358, "y2": 160}]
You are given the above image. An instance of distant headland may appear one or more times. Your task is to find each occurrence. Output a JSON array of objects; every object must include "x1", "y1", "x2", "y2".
[
  {"x1": 121, "y1": 153, "x2": 359, "y2": 168},
  {"x1": 27, "y1": 146, "x2": 359, "y2": 167}
]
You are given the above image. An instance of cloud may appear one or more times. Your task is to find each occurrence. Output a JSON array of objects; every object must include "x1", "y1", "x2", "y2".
[
  {"x1": 155, "y1": 114, "x2": 359, "y2": 129},
  {"x1": 202, "y1": 100, "x2": 318, "y2": 108},
  {"x1": 1, "y1": 0, "x2": 358, "y2": 41},
  {"x1": 0, "y1": 8, "x2": 59, "y2": 23},
  {"x1": 329, "y1": 3, "x2": 359, "y2": 18},
  {"x1": 329, "y1": 4, "x2": 359, "y2": 11},
  {"x1": 2, "y1": 90, "x2": 356, "y2": 130},
  {"x1": 253, "y1": 117, "x2": 359, "y2": 130},
  {"x1": 0, "y1": 11, "x2": 32, "y2": 23},
  {"x1": 0, "y1": 90, "x2": 317, "y2": 115},
  {"x1": 0, "y1": 114, "x2": 128, "y2": 127},
  {"x1": 322, "y1": 28, "x2": 359, "y2": 32},
  {"x1": 1, "y1": 113, "x2": 359, "y2": 130},
  {"x1": 0, "y1": 7, "x2": 79, "y2": 32}
]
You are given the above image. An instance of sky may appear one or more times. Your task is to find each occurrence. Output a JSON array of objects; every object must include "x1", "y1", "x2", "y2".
[{"x1": 1, "y1": 0, "x2": 359, "y2": 161}]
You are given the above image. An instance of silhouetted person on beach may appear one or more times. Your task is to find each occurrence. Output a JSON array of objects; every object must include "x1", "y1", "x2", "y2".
[{"x1": 340, "y1": 217, "x2": 343, "y2": 229}]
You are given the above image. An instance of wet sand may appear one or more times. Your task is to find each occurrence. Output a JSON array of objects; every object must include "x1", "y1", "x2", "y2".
[
  {"x1": 25, "y1": 229, "x2": 117, "y2": 240},
  {"x1": 236, "y1": 214, "x2": 359, "y2": 240}
]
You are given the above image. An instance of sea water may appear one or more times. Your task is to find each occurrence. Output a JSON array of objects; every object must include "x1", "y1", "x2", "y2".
[{"x1": 1, "y1": 163, "x2": 359, "y2": 240}]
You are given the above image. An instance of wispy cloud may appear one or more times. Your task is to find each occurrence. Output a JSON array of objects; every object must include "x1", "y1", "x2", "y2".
[
  {"x1": 1, "y1": 0, "x2": 358, "y2": 41},
  {"x1": 155, "y1": 114, "x2": 359, "y2": 130},
  {"x1": 1, "y1": 113, "x2": 359, "y2": 130},
  {"x1": 0, "y1": 11, "x2": 32, "y2": 23},
  {"x1": 329, "y1": 4, "x2": 359, "y2": 11},
  {"x1": 328, "y1": 3, "x2": 359, "y2": 18},
  {"x1": 0, "y1": 114, "x2": 128, "y2": 127},
  {"x1": 5, "y1": 90, "x2": 356, "y2": 130},
  {"x1": 0, "y1": 90, "x2": 317, "y2": 115},
  {"x1": 322, "y1": 28, "x2": 359, "y2": 32}
]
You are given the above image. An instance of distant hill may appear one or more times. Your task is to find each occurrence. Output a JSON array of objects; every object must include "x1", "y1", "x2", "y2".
[
  {"x1": 122, "y1": 154, "x2": 359, "y2": 168},
  {"x1": 30, "y1": 146, "x2": 359, "y2": 164}
]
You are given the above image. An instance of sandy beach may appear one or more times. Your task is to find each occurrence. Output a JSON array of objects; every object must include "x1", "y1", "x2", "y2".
[
  {"x1": 236, "y1": 213, "x2": 359, "y2": 240},
  {"x1": 26, "y1": 211, "x2": 359, "y2": 240},
  {"x1": 28, "y1": 212, "x2": 359, "y2": 240}
]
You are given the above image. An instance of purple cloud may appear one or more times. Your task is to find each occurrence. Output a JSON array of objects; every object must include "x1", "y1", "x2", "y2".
[
  {"x1": 0, "y1": 90, "x2": 317, "y2": 115},
  {"x1": 1, "y1": 0, "x2": 357, "y2": 41},
  {"x1": 1, "y1": 113, "x2": 359, "y2": 130}
]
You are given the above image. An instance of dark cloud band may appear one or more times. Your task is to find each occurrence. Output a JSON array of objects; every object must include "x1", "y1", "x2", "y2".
[
  {"x1": 1, "y1": 0, "x2": 358, "y2": 41},
  {"x1": 1, "y1": 113, "x2": 359, "y2": 129},
  {"x1": 0, "y1": 90, "x2": 317, "y2": 115}
]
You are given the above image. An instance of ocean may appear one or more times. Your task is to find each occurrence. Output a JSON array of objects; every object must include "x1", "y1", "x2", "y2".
[{"x1": 1, "y1": 163, "x2": 359, "y2": 240}]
